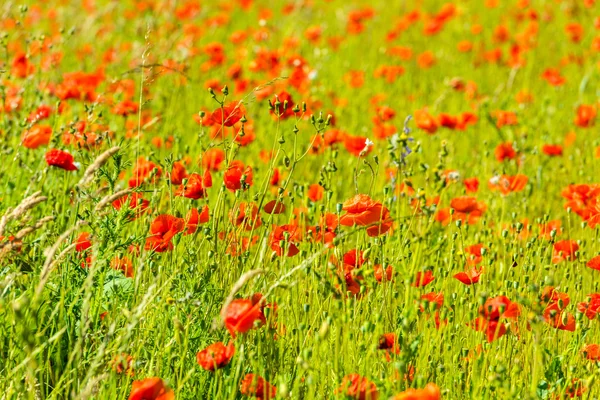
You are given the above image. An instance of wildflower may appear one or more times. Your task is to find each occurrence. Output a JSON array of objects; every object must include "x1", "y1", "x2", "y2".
[
  {"x1": 45, "y1": 149, "x2": 79, "y2": 171},
  {"x1": 196, "y1": 342, "x2": 235, "y2": 371},
  {"x1": 224, "y1": 161, "x2": 253, "y2": 191},
  {"x1": 145, "y1": 215, "x2": 185, "y2": 252},
  {"x1": 337, "y1": 374, "x2": 379, "y2": 400},
  {"x1": 393, "y1": 383, "x2": 441, "y2": 400},
  {"x1": 340, "y1": 194, "x2": 393, "y2": 237},
  {"x1": 552, "y1": 240, "x2": 579, "y2": 263},
  {"x1": 175, "y1": 171, "x2": 212, "y2": 199},
  {"x1": 269, "y1": 224, "x2": 301, "y2": 256},
  {"x1": 22, "y1": 125, "x2": 52, "y2": 149},
  {"x1": 128, "y1": 377, "x2": 174, "y2": 400},
  {"x1": 224, "y1": 298, "x2": 266, "y2": 337},
  {"x1": 239, "y1": 374, "x2": 276, "y2": 399}
]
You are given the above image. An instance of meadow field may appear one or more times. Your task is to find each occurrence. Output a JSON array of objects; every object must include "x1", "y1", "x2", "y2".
[{"x1": 1, "y1": 0, "x2": 600, "y2": 398}]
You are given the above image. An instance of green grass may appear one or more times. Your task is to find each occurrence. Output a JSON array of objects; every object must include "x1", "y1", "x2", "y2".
[{"x1": 1, "y1": 0, "x2": 600, "y2": 399}]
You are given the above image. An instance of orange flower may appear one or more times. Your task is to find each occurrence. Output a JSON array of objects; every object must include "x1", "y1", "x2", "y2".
[
  {"x1": 413, "y1": 270, "x2": 435, "y2": 287},
  {"x1": 454, "y1": 267, "x2": 482, "y2": 285},
  {"x1": 307, "y1": 184, "x2": 324, "y2": 202},
  {"x1": 269, "y1": 224, "x2": 301, "y2": 256},
  {"x1": 170, "y1": 161, "x2": 188, "y2": 185},
  {"x1": 488, "y1": 174, "x2": 528, "y2": 195},
  {"x1": 436, "y1": 196, "x2": 486, "y2": 226},
  {"x1": 393, "y1": 383, "x2": 441, "y2": 400},
  {"x1": 464, "y1": 177, "x2": 479, "y2": 193},
  {"x1": 202, "y1": 148, "x2": 226, "y2": 171},
  {"x1": 224, "y1": 160, "x2": 253, "y2": 191},
  {"x1": 175, "y1": 171, "x2": 212, "y2": 199},
  {"x1": 542, "y1": 144, "x2": 563, "y2": 156},
  {"x1": 230, "y1": 202, "x2": 262, "y2": 231},
  {"x1": 414, "y1": 109, "x2": 438, "y2": 134},
  {"x1": 340, "y1": 194, "x2": 392, "y2": 237},
  {"x1": 552, "y1": 240, "x2": 579, "y2": 263},
  {"x1": 22, "y1": 125, "x2": 52, "y2": 149},
  {"x1": 239, "y1": 374, "x2": 276, "y2": 399},
  {"x1": 337, "y1": 374, "x2": 378, "y2": 400},
  {"x1": 494, "y1": 142, "x2": 517, "y2": 162},
  {"x1": 224, "y1": 298, "x2": 266, "y2": 337},
  {"x1": 111, "y1": 256, "x2": 134, "y2": 278},
  {"x1": 128, "y1": 377, "x2": 174, "y2": 400},
  {"x1": 145, "y1": 215, "x2": 185, "y2": 252},
  {"x1": 587, "y1": 255, "x2": 600, "y2": 271},
  {"x1": 196, "y1": 342, "x2": 235, "y2": 371},
  {"x1": 211, "y1": 101, "x2": 243, "y2": 127},
  {"x1": 582, "y1": 344, "x2": 600, "y2": 361},
  {"x1": 45, "y1": 149, "x2": 78, "y2": 171},
  {"x1": 574, "y1": 104, "x2": 596, "y2": 128}
]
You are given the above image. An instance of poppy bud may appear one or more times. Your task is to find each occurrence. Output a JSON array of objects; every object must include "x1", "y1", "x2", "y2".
[{"x1": 221, "y1": 85, "x2": 229, "y2": 95}]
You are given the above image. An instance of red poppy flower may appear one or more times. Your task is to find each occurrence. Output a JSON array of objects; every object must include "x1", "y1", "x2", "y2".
[
  {"x1": 494, "y1": 142, "x2": 517, "y2": 162},
  {"x1": 270, "y1": 91, "x2": 295, "y2": 119},
  {"x1": 211, "y1": 101, "x2": 243, "y2": 127},
  {"x1": 378, "y1": 333, "x2": 399, "y2": 353},
  {"x1": 454, "y1": 267, "x2": 482, "y2": 285},
  {"x1": 436, "y1": 196, "x2": 486, "y2": 226},
  {"x1": 541, "y1": 287, "x2": 575, "y2": 331},
  {"x1": 111, "y1": 353, "x2": 134, "y2": 376},
  {"x1": 145, "y1": 214, "x2": 185, "y2": 252},
  {"x1": 582, "y1": 344, "x2": 600, "y2": 361},
  {"x1": 465, "y1": 244, "x2": 485, "y2": 265},
  {"x1": 269, "y1": 224, "x2": 301, "y2": 256},
  {"x1": 129, "y1": 157, "x2": 162, "y2": 188},
  {"x1": 128, "y1": 377, "x2": 174, "y2": 400},
  {"x1": 392, "y1": 383, "x2": 441, "y2": 400},
  {"x1": 574, "y1": 104, "x2": 596, "y2": 128},
  {"x1": 202, "y1": 148, "x2": 226, "y2": 171},
  {"x1": 175, "y1": 171, "x2": 212, "y2": 199},
  {"x1": 340, "y1": 194, "x2": 392, "y2": 236},
  {"x1": 170, "y1": 161, "x2": 188, "y2": 185},
  {"x1": 45, "y1": 149, "x2": 78, "y2": 171},
  {"x1": 185, "y1": 206, "x2": 209, "y2": 235},
  {"x1": 337, "y1": 374, "x2": 379, "y2": 400},
  {"x1": 542, "y1": 144, "x2": 563, "y2": 156},
  {"x1": 552, "y1": 240, "x2": 579, "y2": 263},
  {"x1": 587, "y1": 255, "x2": 600, "y2": 271},
  {"x1": 196, "y1": 342, "x2": 235, "y2": 371},
  {"x1": 578, "y1": 293, "x2": 600, "y2": 320},
  {"x1": 374, "y1": 264, "x2": 393, "y2": 282},
  {"x1": 224, "y1": 161, "x2": 253, "y2": 191},
  {"x1": 263, "y1": 200, "x2": 285, "y2": 215},
  {"x1": 413, "y1": 270, "x2": 435, "y2": 287},
  {"x1": 112, "y1": 193, "x2": 150, "y2": 216},
  {"x1": 464, "y1": 177, "x2": 479, "y2": 193},
  {"x1": 239, "y1": 374, "x2": 276, "y2": 399},
  {"x1": 488, "y1": 174, "x2": 528, "y2": 195},
  {"x1": 414, "y1": 109, "x2": 438, "y2": 134},
  {"x1": 344, "y1": 135, "x2": 372, "y2": 157},
  {"x1": 111, "y1": 256, "x2": 134, "y2": 278},
  {"x1": 307, "y1": 184, "x2": 324, "y2": 202},
  {"x1": 224, "y1": 298, "x2": 266, "y2": 337},
  {"x1": 230, "y1": 202, "x2": 262, "y2": 231},
  {"x1": 75, "y1": 232, "x2": 92, "y2": 253}
]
